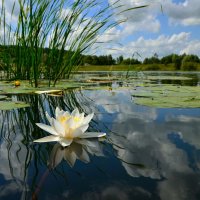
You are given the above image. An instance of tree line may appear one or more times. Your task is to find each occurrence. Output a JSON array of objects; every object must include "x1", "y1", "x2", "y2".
[
  {"x1": 1, "y1": 45, "x2": 200, "y2": 72},
  {"x1": 80, "y1": 53, "x2": 200, "y2": 71}
]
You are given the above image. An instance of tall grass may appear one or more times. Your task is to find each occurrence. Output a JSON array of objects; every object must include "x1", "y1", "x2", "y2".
[{"x1": 0, "y1": 0, "x2": 147, "y2": 87}]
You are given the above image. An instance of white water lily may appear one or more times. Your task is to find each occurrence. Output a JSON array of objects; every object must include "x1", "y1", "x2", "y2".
[{"x1": 34, "y1": 107, "x2": 106, "y2": 147}]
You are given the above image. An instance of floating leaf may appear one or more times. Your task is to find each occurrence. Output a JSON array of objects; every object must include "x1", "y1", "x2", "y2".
[
  {"x1": 0, "y1": 80, "x2": 93, "y2": 95},
  {"x1": 146, "y1": 75, "x2": 192, "y2": 80},
  {"x1": 0, "y1": 87, "x2": 38, "y2": 94},
  {"x1": 0, "y1": 95, "x2": 7, "y2": 100},
  {"x1": 133, "y1": 85, "x2": 200, "y2": 108},
  {"x1": 0, "y1": 101, "x2": 30, "y2": 110}
]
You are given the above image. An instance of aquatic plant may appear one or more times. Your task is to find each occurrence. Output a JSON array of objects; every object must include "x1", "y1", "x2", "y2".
[
  {"x1": 0, "y1": 0, "x2": 147, "y2": 87},
  {"x1": 34, "y1": 107, "x2": 106, "y2": 147},
  {"x1": 133, "y1": 85, "x2": 200, "y2": 108}
]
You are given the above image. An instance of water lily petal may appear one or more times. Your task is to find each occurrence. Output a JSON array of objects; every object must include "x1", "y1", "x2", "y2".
[
  {"x1": 72, "y1": 128, "x2": 83, "y2": 138},
  {"x1": 52, "y1": 119, "x2": 65, "y2": 136},
  {"x1": 78, "y1": 124, "x2": 89, "y2": 133},
  {"x1": 78, "y1": 113, "x2": 84, "y2": 123},
  {"x1": 36, "y1": 123, "x2": 59, "y2": 135},
  {"x1": 34, "y1": 135, "x2": 60, "y2": 143},
  {"x1": 63, "y1": 111, "x2": 70, "y2": 118},
  {"x1": 80, "y1": 132, "x2": 106, "y2": 138},
  {"x1": 59, "y1": 138, "x2": 73, "y2": 147},
  {"x1": 67, "y1": 117, "x2": 75, "y2": 129},
  {"x1": 71, "y1": 108, "x2": 79, "y2": 117},
  {"x1": 82, "y1": 113, "x2": 94, "y2": 125}
]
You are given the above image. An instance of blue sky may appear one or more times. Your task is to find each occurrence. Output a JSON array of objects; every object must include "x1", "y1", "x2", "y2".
[
  {"x1": 95, "y1": 0, "x2": 200, "y2": 59},
  {"x1": 1, "y1": 0, "x2": 200, "y2": 60}
]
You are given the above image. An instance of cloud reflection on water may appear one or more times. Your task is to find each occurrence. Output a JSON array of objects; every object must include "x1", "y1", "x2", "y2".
[
  {"x1": 108, "y1": 103, "x2": 200, "y2": 199},
  {"x1": 0, "y1": 85, "x2": 200, "y2": 200},
  {"x1": 0, "y1": 109, "x2": 32, "y2": 199},
  {"x1": 80, "y1": 87, "x2": 200, "y2": 199}
]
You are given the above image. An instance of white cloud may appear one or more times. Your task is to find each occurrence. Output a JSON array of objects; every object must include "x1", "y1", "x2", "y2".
[
  {"x1": 109, "y1": 0, "x2": 161, "y2": 35},
  {"x1": 97, "y1": 32, "x2": 200, "y2": 59},
  {"x1": 0, "y1": 0, "x2": 19, "y2": 25},
  {"x1": 162, "y1": 0, "x2": 200, "y2": 26},
  {"x1": 112, "y1": 0, "x2": 200, "y2": 27},
  {"x1": 1, "y1": 0, "x2": 200, "y2": 58},
  {"x1": 180, "y1": 40, "x2": 200, "y2": 55},
  {"x1": 95, "y1": 0, "x2": 200, "y2": 58}
]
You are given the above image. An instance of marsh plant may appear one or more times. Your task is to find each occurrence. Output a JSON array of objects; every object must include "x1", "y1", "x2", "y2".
[{"x1": 0, "y1": 0, "x2": 147, "y2": 87}]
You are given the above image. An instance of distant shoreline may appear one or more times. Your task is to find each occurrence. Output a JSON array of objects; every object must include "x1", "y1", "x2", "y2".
[{"x1": 78, "y1": 63, "x2": 200, "y2": 71}]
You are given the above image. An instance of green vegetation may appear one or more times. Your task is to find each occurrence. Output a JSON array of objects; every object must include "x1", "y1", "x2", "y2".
[
  {"x1": 78, "y1": 63, "x2": 173, "y2": 71},
  {"x1": 1, "y1": 72, "x2": 200, "y2": 110},
  {"x1": 0, "y1": 79, "x2": 93, "y2": 110},
  {"x1": 133, "y1": 85, "x2": 200, "y2": 108},
  {"x1": 0, "y1": 101, "x2": 30, "y2": 110},
  {"x1": 0, "y1": 79, "x2": 96, "y2": 94},
  {"x1": 0, "y1": 0, "x2": 147, "y2": 87},
  {"x1": 78, "y1": 63, "x2": 200, "y2": 71},
  {"x1": 79, "y1": 53, "x2": 200, "y2": 71}
]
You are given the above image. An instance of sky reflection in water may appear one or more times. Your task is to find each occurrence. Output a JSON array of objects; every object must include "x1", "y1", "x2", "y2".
[{"x1": 0, "y1": 73, "x2": 200, "y2": 200}]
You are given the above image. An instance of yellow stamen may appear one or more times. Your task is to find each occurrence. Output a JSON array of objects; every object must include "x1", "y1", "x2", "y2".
[
  {"x1": 74, "y1": 116, "x2": 80, "y2": 122},
  {"x1": 65, "y1": 128, "x2": 74, "y2": 139},
  {"x1": 59, "y1": 116, "x2": 70, "y2": 123}
]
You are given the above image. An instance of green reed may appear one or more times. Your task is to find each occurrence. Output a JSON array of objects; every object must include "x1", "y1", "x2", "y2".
[{"x1": 0, "y1": 0, "x2": 147, "y2": 87}]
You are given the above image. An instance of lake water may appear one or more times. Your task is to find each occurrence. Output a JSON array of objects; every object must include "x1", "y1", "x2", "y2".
[{"x1": 1, "y1": 71, "x2": 200, "y2": 200}]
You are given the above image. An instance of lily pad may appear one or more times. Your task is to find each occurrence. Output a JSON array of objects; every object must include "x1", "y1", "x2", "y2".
[
  {"x1": 146, "y1": 75, "x2": 192, "y2": 80},
  {"x1": 0, "y1": 87, "x2": 39, "y2": 94},
  {"x1": 0, "y1": 101, "x2": 30, "y2": 110},
  {"x1": 0, "y1": 95, "x2": 7, "y2": 100},
  {"x1": 0, "y1": 80, "x2": 96, "y2": 95},
  {"x1": 133, "y1": 85, "x2": 200, "y2": 108}
]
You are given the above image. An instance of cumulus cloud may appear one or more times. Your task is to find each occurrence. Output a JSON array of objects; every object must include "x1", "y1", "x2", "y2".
[
  {"x1": 0, "y1": 0, "x2": 19, "y2": 43},
  {"x1": 1, "y1": 0, "x2": 200, "y2": 58},
  {"x1": 0, "y1": 0, "x2": 19, "y2": 25},
  {"x1": 125, "y1": 32, "x2": 193, "y2": 58},
  {"x1": 108, "y1": 0, "x2": 161, "y2": 35},
  {"x1": 180, "y1": 40, "x2": 200, "y2": 55},
  {"x1": 111, "y1": 0, "x2": 200, "y2": 27},
  {"x1": 162, "y1": 0, "x2": 200, "y2": 26},
  {"x1": 99, "y1": 32, "x2": 200, "y2": 59},
  {"x1": 95, "y1": 0, "x2": 200, "y2": 58}
]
